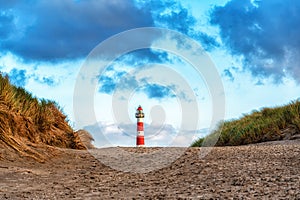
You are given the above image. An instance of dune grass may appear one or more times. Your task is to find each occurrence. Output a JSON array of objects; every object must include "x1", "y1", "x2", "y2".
[
  {"x1": 191, "y1": 100, "x2": 300, "y2": 147},
  {"x1": 0, "y1": 72, "x2": 86, "y2": 158}
]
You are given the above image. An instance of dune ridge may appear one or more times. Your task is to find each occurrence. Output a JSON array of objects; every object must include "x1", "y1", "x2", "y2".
[{"x1": 0, "y1": 73, "x2": 91, "y2": 161}]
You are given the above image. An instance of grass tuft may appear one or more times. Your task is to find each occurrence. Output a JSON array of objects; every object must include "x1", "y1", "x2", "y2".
[{"x1": 191, "y1": 99, "x2": 300, "y2": 147}]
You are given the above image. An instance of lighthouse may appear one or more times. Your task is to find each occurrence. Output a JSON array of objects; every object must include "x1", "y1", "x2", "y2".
[{"x1": 135, "y1": 105, "x2": 145, "y2": 147}]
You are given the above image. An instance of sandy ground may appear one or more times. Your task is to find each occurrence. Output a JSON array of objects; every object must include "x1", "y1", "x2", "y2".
[{"x1": 0, "y1": 140, "x2": 299, "y2": 199}]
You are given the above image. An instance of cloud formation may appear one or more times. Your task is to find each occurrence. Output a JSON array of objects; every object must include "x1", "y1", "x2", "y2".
[
  {"x1": 98, "y1": 76, "x2": 117, "y2": 94},
  {"x1": 8, "y1": 68, "x2": 27, "y2": 87},
  {"x1": 137, "y1": 0, "x2": 219, "y2": 50},
  {"x1": 210, "y1": 0, "x2": 300, "y2": 83},
  {"x1": 0, "y1": 0, "x2": 153, "y2": 61},
  {"x1": 98, "y1": 69, "x2": 176, "y2": 100},
  {"x1": 222, "y1": 68, "x2": 234, "y2": 82},
  {"x1": 3, "y1": 66, "x2": 59, "y2": 88},
  {"x1": 114, "y1": 49, "x2": 170, "y2": 66},
  {"x1": 0, "y1": 0, "x2": 218, "y2": 62},
  {"x1": 143, "y1": 83, "x2": 176, "y2": 99},
  {"x1": 34, "y1": 76, "x2": 57, "y2": 87}
]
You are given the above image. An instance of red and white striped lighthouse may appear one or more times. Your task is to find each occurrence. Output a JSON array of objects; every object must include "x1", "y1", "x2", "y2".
[{"x1": 135, "y1": 105, "x2": 145, "y2": 147}]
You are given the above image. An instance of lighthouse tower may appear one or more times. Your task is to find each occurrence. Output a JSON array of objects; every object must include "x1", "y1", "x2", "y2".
[{"x1": 135, "y1": 105, "x2": 145, "y2": 147}]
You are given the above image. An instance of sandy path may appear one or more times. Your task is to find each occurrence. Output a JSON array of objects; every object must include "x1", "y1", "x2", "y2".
[{"x1": 0, "y1": 141, "x2": 299, "y2": 199}]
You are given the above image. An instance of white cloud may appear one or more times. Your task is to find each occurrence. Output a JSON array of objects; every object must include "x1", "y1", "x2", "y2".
[{"x1": 83, "y1": 121, "x2": 208, "y2": 147}]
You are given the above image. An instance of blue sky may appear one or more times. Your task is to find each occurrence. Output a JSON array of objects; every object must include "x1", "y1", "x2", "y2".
[{"x1": 1, "y1": 0, "x2": 300, "y2": 147}]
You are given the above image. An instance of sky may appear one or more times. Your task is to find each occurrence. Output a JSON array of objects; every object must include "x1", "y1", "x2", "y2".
[{"x1": 1, "y1": 0, "x2": 300, "y2": 147}]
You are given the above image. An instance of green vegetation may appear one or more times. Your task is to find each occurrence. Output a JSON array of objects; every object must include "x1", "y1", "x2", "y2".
[
  {"x1": 0, "y1": 73, "x2": 86, "y2": 160},
  {"x1": 191, "y1": 100, "x2": 300, "y2": 147}
]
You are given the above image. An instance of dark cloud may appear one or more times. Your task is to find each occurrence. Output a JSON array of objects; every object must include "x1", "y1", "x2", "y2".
[
  {"x1": 255, "y1": 80, "x2": 264, "y2": 86},
  {"x1": 118, "y1": 75, "x2": 139, "y2": 91},
  {"x1": 8, "y1": 68, "x2": 27, "y2": 87},
  {"x1": 98, "y1": 69, "x2": 176, "y2": 100},
  {"x1": 0, "y1": 0, "x2": 153, "y2": 61},
  {"x1": 0, "y1": 12, "x2": 15, "y2": 39},
  {"x1": 41, "y1": 77, "x2": 56, "y2": 86},
  {"x1": 98, "y1": 48, "x2": 171, "y2": 95},
  {"x1": 98, "y1": 72, "x2": 139, "y2": 94},
  {"x1": 143, "y1": 83, "x2": 175, "y2": 99},
  {"x1": 7, "y1": 68, "x2": 59, "y2": 87},
  {"x1": 98, "y1": 76, "x2": 116, "y2": 94},
  {"x1": 210, "y1": 0, "x2": 300, "y2": 83},
  {"x1": 0, "y1": 0, "x2": 19, "y2": 9},
  {"x1": 3, "y1": 66, "x2": 59, "y2": 87},
  {"x1": 34, "y1": 76, "x2": 57, "y2": 87},
  {"x1": 146, "y1": 0, "x2": 196, "y2": 35},
  {"x1": 138, "y1": 0, "x2": 219, "y2": 51},
  {"x1": 193, "y1": 32, "x2": 220, "y2": 51},
  {"x1": 114, "y1": 49, "x2": 170, "y2": 65},
  {"x1": 0, "y1": 0, "x2": 218, "y2": 62},
  {"x1": 222, "y1": 68, "x2": 234, "y2": 82}
]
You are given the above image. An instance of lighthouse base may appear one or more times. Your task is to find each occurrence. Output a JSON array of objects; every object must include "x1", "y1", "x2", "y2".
[{"x1": 136, "y1": 135, "x2": 145, "y2": 147}]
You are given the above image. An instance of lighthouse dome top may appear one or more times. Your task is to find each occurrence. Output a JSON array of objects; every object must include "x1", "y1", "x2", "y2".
[{"x1": 137, "y1": 105, "x2": 143, "y2": 110}]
